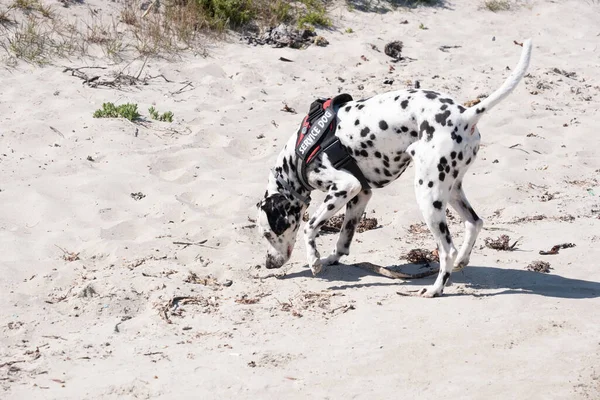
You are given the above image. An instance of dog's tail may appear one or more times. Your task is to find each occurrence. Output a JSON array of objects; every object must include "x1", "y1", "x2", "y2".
[{"x1": 462, "y1": 39, "x2": 532, "y2": 126}]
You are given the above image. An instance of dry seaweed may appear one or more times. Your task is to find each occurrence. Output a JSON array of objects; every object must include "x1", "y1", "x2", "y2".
[
  {"x1": 484, "y1": 235, "x2": 520, "y2": 251},
  {"x1": 527, "y1": 260, "x2": 551, "y2": 273}
]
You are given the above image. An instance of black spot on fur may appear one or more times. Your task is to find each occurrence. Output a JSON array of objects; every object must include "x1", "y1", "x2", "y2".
[
  {"x1": 357, "y1": 104, "x2": 365, "y2": 110},
  {"x1": 261, "y1": 194, "x2": 292, "y2": 235},
  {"x1": 428, "y1": 181, "x2": 434, "y2": 188},
  {"x1": 433, "y1": 201, "x2": 442, "y2": 209},
  {"x1": 451, "y1": 131, "x2": 463, "y2": 143},
  {"x1": 401, "y1": 99, "x2": 409, "y2": 109},
  {"x1": 435, "y1": 110, "x2": 452, "y2": 126},
  {"x1": 383, "y1": 160, "x2": 390, "y2": 168},
  {"x1": 424, "y1": 90, "x2": 439, "y2": 99},
  {"x1": 452, "y1": 160, "x2": 457, "y2": 167},
  {"x1": 451, "y1": 151, "x2": 457, "y2": 159},
  {"x1": 360, "y1": 150, "x2": 368, "y2": 157},
  {"x1": 394, "y1": 156, "x2": 401, "y2": 162},
  {"x1": 355, "y1": 119, "x2": 360, "y2": 126},
  {"x1": 410, "y1": 130, "x2": 418, "y2": 137},
  {"x1": 345, "y1": 106, "x2": 352, "y2": 112},
  {"x1": 453, "y1": 170, "x2": 458, "y2": 178},
  {"x1": 458, "y1": 151, "x2": 463, "y2": 161},
  {"x1": 440, "y1": 157, "x2": 448, "y2": 165},
  {"x1": 384, "y1": 169, "x2": 392, "y2": 177},
  {"x1": 361, "y1": 142, "x2": 367, "y2": 149},
  {"x1": 370, "y1": 134, "x2": 376, "y2": 140},
  {"x1": 465, "y1": 204, "x2": 480, "y2": 221},
  {"x1": 324, "y1": 194, "x2": 332, "y2": 202},
  {"x1": 458, "y1": 105, "x2": 466, "y2": 113},
  {"x1": 366, "y1": 140, "x2": 374, "y2": 147},
  {"x1": 439, "y1": 222, "x2": 447, "y2": 234},
  {"x1": 375, "y1": 151, "x2": 382, "y2": 158},
  {"x1": 419, "y1": 179, "x2": 423, "y2": 185},
  {"x1": 476, "y1": 107, "x2": 486, "y2": 114},
  {"x1": 410, "y1": 150, "x2": 415, "y2": 156},
  {"x1": 361, "y1": 127, "x2": 370, "y2": 137},
  {"x1": 439, "y1": 98, "x2": 454, "y2": 105},
  {"x1": 327, "y1": 204, "x2": 335, "y2": 210},
  {"x1": 442, "y1": 272, "x2": 450, "y2": 285},
  {"x1": 419, "y1": 121, "x2": 436, "y2": 141},
  {"x1": 441, "y1": 104, "x2": 448, "y2": 111},
  {"x1": 374, "y1": 167, "x2": 380, "y2": 174},
  {"x1": 394, "y1": 95, "x2": 400, "y2": 101},
  {"x1": 466, "y1": 158, "x2": 472, "y2": 165},
  {"x1": 439, "y1": 172, "x2": 446, "y2": 181},
  {"x1": 335, "y1": 191, "x2": 347, "y2": 197},
  {"x1": 379, "y1": 120, "x2": 389, "y2": 130},
  {"x1": 445, "y1": 165, "x2": 450, "y2": 173}
]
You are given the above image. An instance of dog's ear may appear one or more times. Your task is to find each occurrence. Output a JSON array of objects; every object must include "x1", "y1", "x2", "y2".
[{"x1": 260, "y1": 194, "x2": 292, "y2": 235}]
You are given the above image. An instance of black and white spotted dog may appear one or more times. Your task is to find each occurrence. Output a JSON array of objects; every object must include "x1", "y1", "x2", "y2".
[{"x1": 257, "y1": 40, "x2": 532, "y2": 297}]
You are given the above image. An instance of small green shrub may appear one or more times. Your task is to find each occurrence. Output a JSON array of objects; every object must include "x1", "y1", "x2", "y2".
[
  {"x1": 197, "y1": 0, "x2": 254, "y2": 28},
  {"x1": 93, "y1": 102, "x2": 141, "y2": 121},
  {"x1": 148, "y1": 106, "x2": 174, "y2": 122},
  {"x1": 345, "y1": 27, "x2": 353, "y2": 33}
]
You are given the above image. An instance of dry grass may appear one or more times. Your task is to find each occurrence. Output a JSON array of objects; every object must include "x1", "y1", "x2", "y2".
[
  {"x1": 0, "y1": 7, "x2": 13, "y2": 25},
  {"x1": 1, "y1": 0, "x2": 333, "y2": 65},
  {"x1": 483, "y1": 0, "x2": 511, "y2": 12}
]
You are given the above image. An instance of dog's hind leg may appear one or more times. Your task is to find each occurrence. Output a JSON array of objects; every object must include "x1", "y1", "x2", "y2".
[
  {"x1": 449, "y1": 181, "x2": 483, "y2": 271},
  {"x1": 320, "y1": 189, "x2": 372, "y2": 266},
  {"x1": 304, "y1": 170, "x2": 362, "y2": 276},
  {"x1": 412, "y1": 153, "x2": 458, "y2": 297}
]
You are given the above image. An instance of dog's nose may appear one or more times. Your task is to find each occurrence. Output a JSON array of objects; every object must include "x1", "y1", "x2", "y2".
[{"x1": 265, "y1": 254, "x2": 281, "y2": 269}]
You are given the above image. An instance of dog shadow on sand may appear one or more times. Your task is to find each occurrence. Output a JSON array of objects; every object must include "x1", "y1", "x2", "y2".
[{"x1": 282, "y1": 263, "x2": 600, "y2": 299}]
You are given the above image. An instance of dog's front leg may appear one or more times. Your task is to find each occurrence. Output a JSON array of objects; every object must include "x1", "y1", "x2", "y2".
[
  {"x1": 304, "y1": 174, "x2": 362, "y2": 275},
  {"x1": 321, "y1": 189, "x2": 372, "y2": 267}
]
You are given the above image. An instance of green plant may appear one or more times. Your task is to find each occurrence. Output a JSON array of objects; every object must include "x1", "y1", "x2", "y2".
[
  {"x1": 419, "y1": 22, "x2": 428, "y2": 30},
  {"x1": 483, "y1": 0, "x2": 511, "y2": 11},
  {"x1": 345, "y1": 27, "x2": 353, "y2": 33},
  {"x1": 11, "y1": 0, "x2": 38, "y2": 11},
  {"x1": 197, "y1": 0, "x2": 254, "y2": 29},
  {"x1": 93, "y1": 102, "x2": 141, "y2": 121},
  {"x1": 149, "y1": 106, "x2": 174, "y2": 122}
]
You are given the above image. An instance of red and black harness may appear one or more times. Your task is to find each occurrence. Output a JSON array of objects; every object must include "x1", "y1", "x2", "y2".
[{"x1": 294, "y1": 94, "x2": 370, "y2": 192}]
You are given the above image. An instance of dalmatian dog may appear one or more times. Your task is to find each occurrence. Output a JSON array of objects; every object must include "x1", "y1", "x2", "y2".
[{"x1": 257, "y1": 39, "x2": 532, "y2": 297}]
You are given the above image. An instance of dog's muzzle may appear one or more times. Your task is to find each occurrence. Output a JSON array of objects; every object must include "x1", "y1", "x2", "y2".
[{"x1": 265, "y1": 254, "x2": 284, "y2": 269}]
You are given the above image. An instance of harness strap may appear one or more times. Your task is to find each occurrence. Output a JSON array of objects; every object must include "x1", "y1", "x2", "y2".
[
  {"x1": 294, "y1": 93, "x2": 371, "y2": 192},
  {"x1": 271, "y1": 168, "x2": 311, "y2": 205},
  {"x1": 322, "y1": 140, "x2": 371, "y2": 190}
]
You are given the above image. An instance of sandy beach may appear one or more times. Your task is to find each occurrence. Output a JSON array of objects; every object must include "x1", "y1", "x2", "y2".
[{"x1": 1, "y1": 0, "x2": 600, "y2": 398}]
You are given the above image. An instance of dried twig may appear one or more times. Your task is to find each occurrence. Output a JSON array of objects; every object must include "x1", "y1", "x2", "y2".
[
  {"x1": 351, "y1": 262, "x2": 438, "y2": 279},
  {"x1": 539, "y1": 243, "x2": 575, "y2": 255},
  {"x1": 173, "y1": 240, "x2": 218, "y2": 249}
]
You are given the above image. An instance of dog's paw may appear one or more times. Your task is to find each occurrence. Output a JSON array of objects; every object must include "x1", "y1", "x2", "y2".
[
  {"x1": 320, "y1": 253, "x2": 341, "y2": 267},
  {"x1": 453, "y1": 258, "x2": 469, "y2": 272},
  {"x1": 310, "y1": 259, "x2": 323, "y2": 276},
  {"x1": 418, "y1": 286, "x2": 442, "y2": 298}
]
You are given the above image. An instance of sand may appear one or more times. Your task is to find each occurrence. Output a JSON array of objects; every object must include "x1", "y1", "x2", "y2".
[{"x1": 1, "y1": 0, "x2": 600, "y2": 398}]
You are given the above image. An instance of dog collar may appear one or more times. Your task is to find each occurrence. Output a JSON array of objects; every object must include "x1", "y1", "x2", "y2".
[{"x1": 271, "y1": 168, "x2": 311, "y2": 206}]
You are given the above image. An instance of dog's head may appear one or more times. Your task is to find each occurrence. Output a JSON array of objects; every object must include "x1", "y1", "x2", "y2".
[{"x1": 256, "y1": 193, "x2": 302, "y2": 269}]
